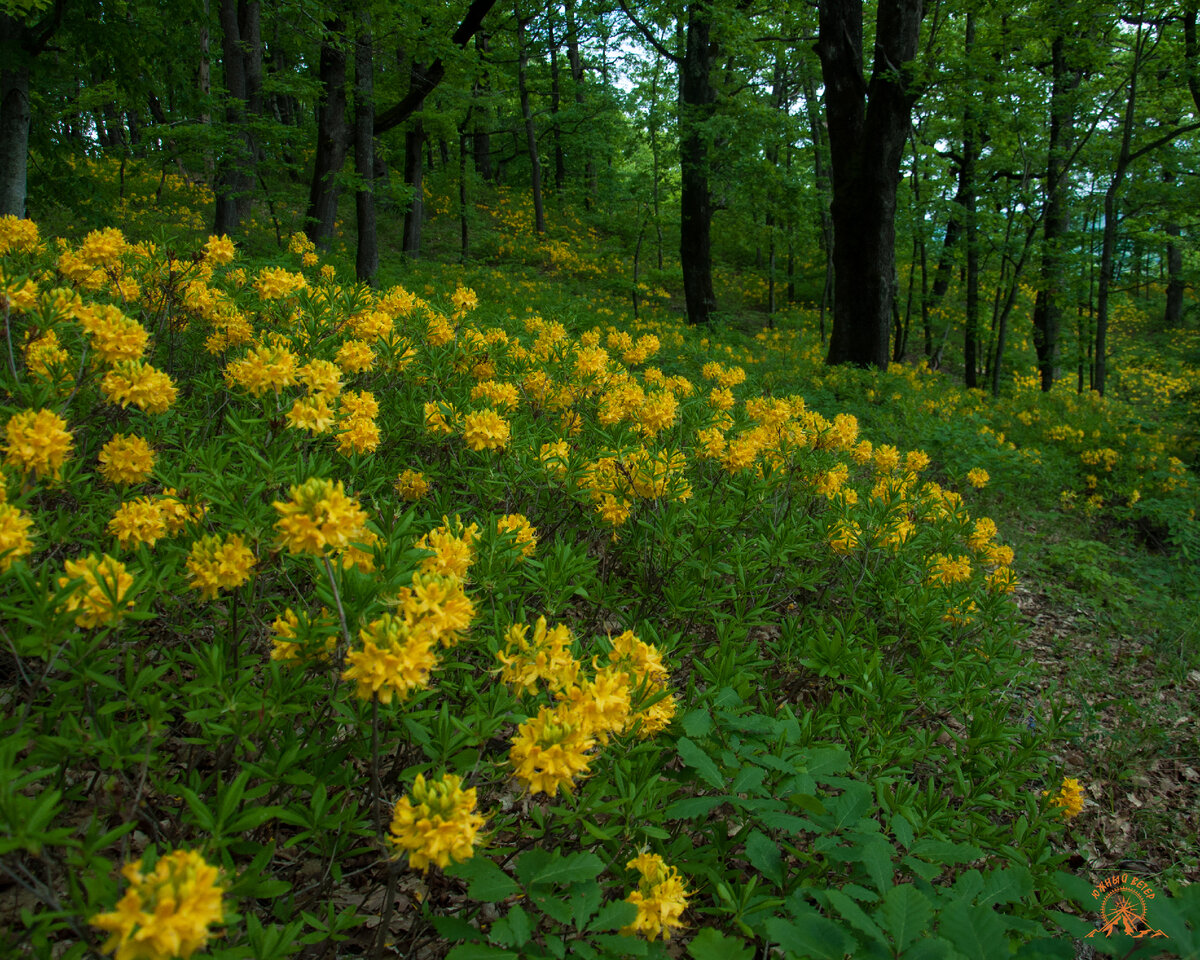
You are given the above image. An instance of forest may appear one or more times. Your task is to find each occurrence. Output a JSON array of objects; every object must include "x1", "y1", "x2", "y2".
[{"x1": 1, "y1": 0, "x2": 1199, "y2": 958}]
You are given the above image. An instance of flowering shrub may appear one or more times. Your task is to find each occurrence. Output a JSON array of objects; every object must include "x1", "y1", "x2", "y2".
[{"x1": 1, "y1": 209, "x2": 1193, "y2": 960}]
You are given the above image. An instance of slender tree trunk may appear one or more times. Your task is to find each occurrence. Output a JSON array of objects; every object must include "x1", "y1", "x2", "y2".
[
  {"x1": 305, "y1": 17, "x2": 349, "y2": 249},
  {"x1": 1164, "y1": 169, "x2": 1183, "y2": 327},
  {"x1": 472, "y1": 31, "x2": 493, "y2": 181},
  {"x1": 679, "y1": 2, "x2": 718, "y2": 325},
  {"x1": 649, "y1": 54, "x2": 665, "y2": 269},
  {"x1": 962, "y1": 12, "x2": 980, "y2": 388},
  {"x1": 460, "y1": 117, "x2": 471, "y2": 262},
  {"x1": 515, "y1": 3, "x2": 545, "y2": 234},
  {"x1": 799, "y1": 59, "x2": 832, "y2": 324},
  {"x1": 817, "y1": 0, "x2": 923, "y2": 368},
  {"x1": 213, "y1": 0, "x2": 250, "y2": 234},
  {"x1": 565, "y1": 0, "x2": 594, "y2": 206},
  {"x1": 354, "y1": 7, "x2": 378, "y2": 284},
  {"x1": 548, "y1": 9, "x2": 566, "y2": 192},
  {"x1": 1032, "y1": 34, "x2": 1081, "y2": 391},
  {"x1": 402, "y1": 118, "x2": 425, "y2": 256}
]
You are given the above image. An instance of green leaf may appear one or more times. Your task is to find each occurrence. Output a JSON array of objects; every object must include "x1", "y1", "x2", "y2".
[
  {"x1": 909, "y1": 839, "x2": 982, "y2": 864},
  {"x1": 665, "y1": 796, "x2": 724, "y2": 820},
  {"x1": 447, "y1": 857, "x2": 521, "y2": 902},
  {"x1": 446, "y1": 945, "x2": 519, "y2": 960},
  {"x1": 589, "y1": 899, "x2": 638, "y2": 932},
  {"x1": 677, "y1": 737, "x2": 725, "y2": 789},
  {"x1": 830, "y1": 781, "x2": 873, "y2": 830},
  {"x1": 879, "y1": 884, "x2": 932, "y2": 949},
  {"x1": 891, "y1": 813, "x2": 915, "y2": 849},
  {"x1": 744, "y1": 829, "x2": 785, "y2": 887},
  {"x1": 432, "y1": 916, "x2": 482, "y2": 942},
  {"x1": 803, "y1": 747, "x2": 851, "y2": 777},
  {"x1": 529, "y1": 852, "x2": 604, "y2": 887},
  {"x1": 688, "y1": 928, "x2": 755, "y2": 960},
  {"x1": 504, "y1": 905, "x2": 532, "y2": 947},
  {"x1": 980, "y1": 866, "x2": 1033, "y2": 907},
  {"x1": 764, "y1": 915, "x2": 852, "y2": 960},
  {"x1": 902, "y1": 937, "x2": 957, "y2": 960},
  {"x1": 822, "y1": 888, "x2": 887, "y2": 945},
  {"x1": 939, "y1": 900, "x2": 1008, "y2": 960},
  {"x1": 681, "y1": 709, "x2": 713, "y2": 737}
]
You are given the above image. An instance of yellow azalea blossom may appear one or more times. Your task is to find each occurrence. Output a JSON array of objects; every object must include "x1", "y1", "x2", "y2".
[
  {"x1": 496, "y1": 513, "x2": 537, "y2": 558},
  {"x1": 461, "y1": 408, "x2": 510, "y2": 452},
  {"x1": 396, "y1": 571, "x2": 475, "y2": 647},
  {"x1": 185, "y1": 534, "x2": 256, "y2": 600},
  {"x1": 927, "y1": 554, "x2": 972, "y2": 586},
  {"x1": 967, "y1": 467, "x2": 990, "y2": 488},
  {"x1": 3, "y1": 408, "x2": 73, "y2": 480},
  {"x1": 274, "y1": 477, "x2": 371, "y2": 556},
  {"x1": 395, "y1": 469, "x2": 430, "y2": 500},
  {"x1": 0, "y1": 502, "x2": 34, "y2": 571},
  {"x1": 389, "y1": 773, "x2": 486, "y2": 872},
  {"x1": 622, "y1": 853, "x2": 689, "y2": 941},
  {"x1": 98, "y1": 434, "x2": 155, "y2": 486},
  {"x1": 269, "y1": 607, "x2": 336, "y2": 663},
  {"x1": 497, "y1": 616, "x2": 579, "y2": 694},
  {"x1": 108, "y1": 498, "x2": 169, "y2": 549},
  {"x1": 509, "y1": 702, "x2": 595, "y2": 796},
  {"x1": 90, "y1": 849, "x2": 223, "y2": 960},
  {"x1": 1045, "y1": 776, "x2": 1085, "y2": 819},
  {"x1": 342, "y1": 614, "x2": 437, "y2": 704},
  {"x1": 415, "y1": 516, "x2": 479, "y2": 579},
  {"x1": 57, "y1": 553, "x2": 135, "y2": 628}
]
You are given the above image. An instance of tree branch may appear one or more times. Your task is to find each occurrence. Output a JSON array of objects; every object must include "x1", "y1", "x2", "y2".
[{"x1": 614, "y1": 0, "x2": 680, "y2": 64}]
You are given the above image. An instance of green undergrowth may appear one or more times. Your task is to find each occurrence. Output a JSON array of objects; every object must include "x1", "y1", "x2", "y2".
[{"x1": 2, "y1": 163, "x2": 1199, "y2": 959}]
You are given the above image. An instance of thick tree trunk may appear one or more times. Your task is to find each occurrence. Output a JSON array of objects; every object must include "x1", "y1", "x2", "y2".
[
  {"x1": 354, "y1": 8, "x2": 378, "y2": 285},
  {"x1": 679, "y1": 2, "x2": 718, "y2": 325},
  {"x1": 817, "y1": 0, "x2": 923, "y2": 368},
  {"x1": 515, "y1": 5, "x2": 545, "y2": 234},
  {"x1": 214, "y1": 0, "x2": 251, "y2": 234},
  {"x1": 0, "y1": 63, "x2": 30, "y2": 217},
  {"x1": 305, "y1": 17, "x2": 349, "y2": 250},
  {"x1": 402, "y1": 119, "x2": 425, "y2": 257}
]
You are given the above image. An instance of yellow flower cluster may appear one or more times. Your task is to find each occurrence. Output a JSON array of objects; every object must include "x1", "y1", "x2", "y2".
[
  {"x1": 621, "y1": 852, "x2": 689, "y2": 941},
  {"x1": 185, "y1": 534, "x2": 256, "y2": 600},
  {"x1": 461, "y1": 408, "x2": 511, "y2": 451},
  {"x1": 57, "y1": 553, "x2": 135, "y2": 628},
  {"x1": 254, "y1": 266, "x2": 308, "y2": 300},
  {"x1": 389, "y1": 773, "x2": 486, "y2": 872},
  {"x1": 496, "y1": 513, "x2": 537, "y2": 558},
  {"x1": 0, "y1": 215, "x2": 41, "y2": 255},
  {"x1": 395, "y1": 469, "x2": 429, "y2": 501},
  {"x1": 966, "y1": 468, "x2": 990, "y2": 488},
  {"x1": 98, "y1": 433, "x2": 155, "y2": 486},
  {"x1": 274, "y1": 477, "x2": 373, "y2": 558},
  {"x1": 0, "y1": 501, "x2": 34, "y2": 571},
  {"x1": 394, "y1": 571, "x2": 476, "y2": 647},
  {"x1": 270, "y1": 607, "x2": 336, "y2": 663},
  {"x1": 1046, "y1": 776, "x2": 1085, "y2": 819},
  {"x1": 498, "y1": 616, "x2": 579, "y2": 694},
  {"x1": 927, "y1": 554, "x2": 972, "y2": 587},
  {"x1": 90, "y1": 849, "x2": 223, "y2": 960},
  {"x1": 415, "y1": 516, "x2": 479, "y2": 579},
  {"x1": 3, "y1": 408, "x2": 73, "y2": 480},
  {"x1": 342, "y1": 613, "x2": 437, "y2": 704},
  {"x1": 101, "y1": 360, "x2": 178, "y2": 414}
]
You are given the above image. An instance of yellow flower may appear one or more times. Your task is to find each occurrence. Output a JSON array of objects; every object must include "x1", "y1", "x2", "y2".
[
  {"x1": 554, "y1": 666, "x2": 631, "y2": 744},
  {"x1": 967, "y1": 517, "x2": 997, "y2": 551},
  {"x1": 423, "y1": 401, "x2": 457, "y2": 434},
  {"x1": 286, "y1": 395, "x2": 337, "y2": 435},
  {"x1": 274, "y1": 477, "x2": 371, "y2": 556},
  {"x1": 461, "y1": 408, "x2": 510, "y2": 452},
  {"x1": 967, "y1": 467, "x2": 989, "y2": 488},
  {"x1": 450, "y1": 285, "x2": 479, "y2": 316},
  {"x1": 0, "y1": 502, "x2": 34, "y2": 571},
  {"x1": 389, "y1": 773, "x2": 487, "y2": 872},
  {"x1": 269, "y1": 607, "x2": 336, "y2": 663},
  {"x1": 829, "y1": 520, "x2": 861, "y2": 555},
  {"x1": 185, "y1": 534, "x2": 256, "y2": 600},
  {"x1": 203, "y1": 234, "x2": 235, "y2": 265},
  {"x1": 396, "y1": 571, "x2": 475, "y2": 647},
  {"x1": 496, "y1": 513, "x2": 537, "y2": 559},
  {"x1": 98, "y1": 434, "x2": 155, "y2": 486},
  {"x1": 335, "y1": 338, "x2": 376, "y2": 374},
  {"x1": 927, "y1": 554, "x2": 972, "y2": 586},
  {"x1": 1046, "y1": 776, "x2": 1085, "y2": 819},
  {"x1": 3, "y1": 408, "x2": 73, "y2": 480},
  {"x1": 254, "y1": 266, "x2": 307, "y2": 300},
  {"x1": 57, "y1": 553, "x2": 135, "y2": 628},
  {"x1": 342, "y1": 614, "x2": 437, "y2": 704},
  {"x1": 108, "y1": 498, "x2": 169, "y2": 549},
  {"x1": 509, "y1": 703, "x2": 595, "y2": 796},
  {"x1": 873, "y1": 444, "x2": 901, "y2": 474},
  {"x1": 77, "y1": 304, "x2": 148, "y2": 363},
  {"x1": 415, "y1": 516, "x2": 479, "y2": 579},
  {"x1": 101, "y1": 360, "x2": 178, "y2": 414},
  {"x1": 621, "y1": 853, "x2": 689, "y2": 941},
  {"x1": 497, "y1": 617, "x2": 579, "y2": 694},
  {"x1": 336, "y1": 415, "x2": 380, "y2": 455},
  {"x1": 90, "y1": 849, "x2": 223, "y2": 960},
  {"x1": 395, "y1": 469, "x2": 430, "y2": 500}
]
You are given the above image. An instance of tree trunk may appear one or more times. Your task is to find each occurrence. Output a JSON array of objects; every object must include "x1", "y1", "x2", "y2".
[
  {"x1": 472, "y1": 31, "x2": 493, "y2": 181},
  {"x1": 817, "y1": 0, "x2": 923, "y2": 368},
  {"x1": 679, "y1": 2, "x2": 718, "y2": 325},
  {"x1": 402, "y1": 118, "x2": 425, "y2": 257},
  {"x1": 0, "y1": 63, "x2": 30, "y2": 217},
  {"x1": 214, "y1": 0, "x2": 253, "y2": 234},
  {"x1": 354, "y1": 7, "x2": 378, "y2": 285},
  {"x1": 305, "y1": 16, "x2": 349, "y2": 250},
  {"x1": 962, "y1": 11, "x2": 980, "y2": 388},
  {"x1": 1032, "y1": 34, "x2": 1081, "y2": 392},
  {"x1": 565, "y1": 0, "x2": 594, "y2": 206},
  {"x1": 548, "y1": 9, "x2": 566, "y2": 192},
  {"x1": 515, "y1": 3, "x2": 545, "y2": 234},
  {"x1": 1164, "y1": 169, "x2": 1183, "y2": 327}
]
